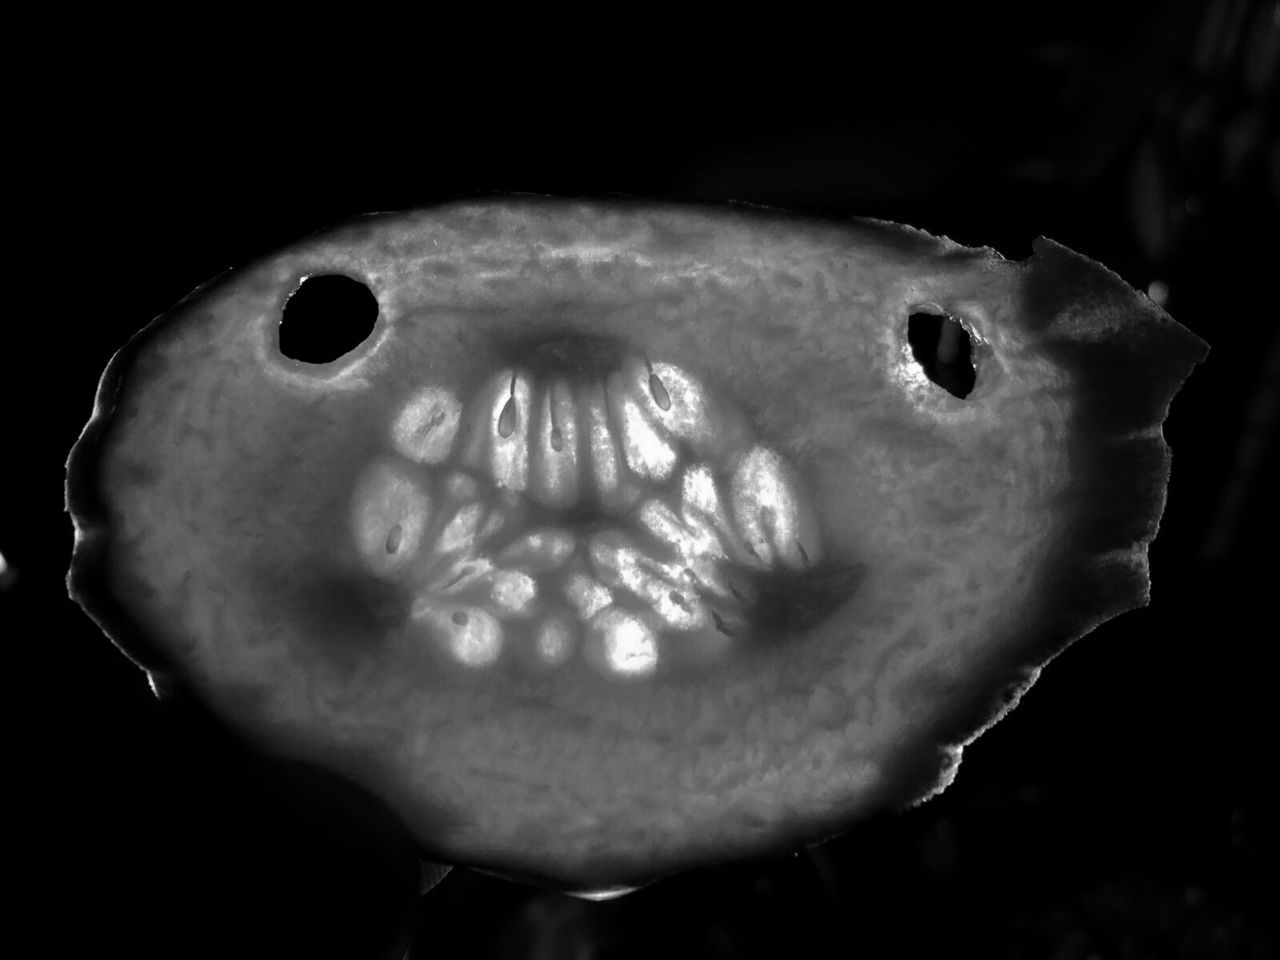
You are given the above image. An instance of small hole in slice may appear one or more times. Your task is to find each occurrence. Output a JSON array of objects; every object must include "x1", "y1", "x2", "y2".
[
  {"x1": 278, "y1": 274, "x2": 378, "y2": 364},
  {"x1": 907, "y1": 312, "x2": 976, "y2": 399}
]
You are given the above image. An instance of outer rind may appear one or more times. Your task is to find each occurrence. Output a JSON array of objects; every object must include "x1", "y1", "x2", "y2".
[
  {"x1": 1020, "y1": 236, "x2": 1206, "y2": 635},
  {"x1": 66, "y1": 270, "x2": 240, "y2": 691}
]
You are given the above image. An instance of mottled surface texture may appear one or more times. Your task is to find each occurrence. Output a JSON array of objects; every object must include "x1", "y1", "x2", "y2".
[{"x1": 67, "y1": 200, "x2": 1206, "y2": 891}]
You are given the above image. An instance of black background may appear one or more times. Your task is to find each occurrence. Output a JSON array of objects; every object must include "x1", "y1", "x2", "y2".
[{"x1": 15, "y1": 5, "x2": 1277, "y2": 958}]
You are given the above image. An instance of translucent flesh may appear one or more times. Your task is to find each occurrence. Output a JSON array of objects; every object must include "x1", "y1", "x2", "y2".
[{"x1": 65, "y1": 201, "x2": 1207, "y2": 892}]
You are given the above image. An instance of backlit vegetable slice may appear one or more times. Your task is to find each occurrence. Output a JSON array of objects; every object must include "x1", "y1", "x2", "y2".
[{"x1": 66, "y1": 200, "x2": 1207, "y2": 893}]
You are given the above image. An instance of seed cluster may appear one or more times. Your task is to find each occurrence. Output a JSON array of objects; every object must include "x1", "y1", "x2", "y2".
[{"x1": 355, "y1": 355, "x2": 823, "y2": 679}]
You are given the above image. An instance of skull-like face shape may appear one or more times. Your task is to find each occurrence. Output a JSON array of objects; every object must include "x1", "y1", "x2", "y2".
[{"x1": 66, "y1": 200, "x2": 1205, "y2": 893}]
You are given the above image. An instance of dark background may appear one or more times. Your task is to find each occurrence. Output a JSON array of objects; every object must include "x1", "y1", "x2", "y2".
[{"x1": 15, "y1": 4, "x2": 1277, "y2": 958}]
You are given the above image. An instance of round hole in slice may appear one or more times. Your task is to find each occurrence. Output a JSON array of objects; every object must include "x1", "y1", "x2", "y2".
[{"x1": 277, "y1": 273, "x2": 379, "y2": 364}]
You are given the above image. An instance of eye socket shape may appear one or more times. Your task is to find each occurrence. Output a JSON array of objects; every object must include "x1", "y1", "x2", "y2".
[
  {"x1": 65, "y1": 202, "x2": 1207, "y2": 895},
  {"x1": 906, "y1": 310, "x2": 977, "y2": 399},
  {"x1": 277, "y1": 273, "x2": 379, "y2": 364}
]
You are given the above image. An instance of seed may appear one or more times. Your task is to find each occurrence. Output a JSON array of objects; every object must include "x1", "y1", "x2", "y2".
[
  {"x1": 645, "y1": 358, "x2": 672, "y2": 411},
  {"x1": 498, "y1": 395, "x2": 517, "y2": 438},
  {"x1": 649, "y1": 371, "x2": 671, "y2": 411}
]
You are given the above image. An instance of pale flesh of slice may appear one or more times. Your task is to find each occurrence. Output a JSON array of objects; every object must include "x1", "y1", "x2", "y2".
[{"x1": 66, "y1": 201, "x2": 1208, "y2": 892}]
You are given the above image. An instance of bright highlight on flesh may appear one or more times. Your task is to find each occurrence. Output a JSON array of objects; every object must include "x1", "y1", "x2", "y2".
[
  {"x1": 392, "y1": 386, "x2": 462, "y2": 464},
  {"x1": 351, "y1": 460, "x2": 431, "y2": 577}
]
